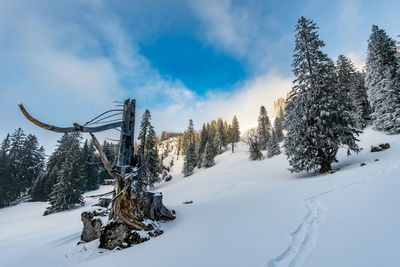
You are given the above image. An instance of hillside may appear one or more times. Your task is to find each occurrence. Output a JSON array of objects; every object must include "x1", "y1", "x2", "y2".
[{"x1": 0, "y1": 127, "x2": 399, "y2": 267}]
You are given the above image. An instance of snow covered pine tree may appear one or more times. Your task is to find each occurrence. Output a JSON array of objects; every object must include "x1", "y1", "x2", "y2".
[
  {"x1": 267, "y1": 129, "x2": 281, "y2": 158},
  {"x1": 365, "y1": 25, "x2": 400, "y2": 134},
  {"x1": 182, "y1": 119, "x2": 197, "y2": 177},
  {"x1": 44, "y1": 133, "x2": 85, "y2": 215},
  {"x1": 257, "y1": 106, "x2": 272, "y2": 150},
  {"x1": 284, "y1": 17, "x2": 361, "y2": 173},
  {"x1": 137, "y1": 109, "x2": 160, "y2": 188}
]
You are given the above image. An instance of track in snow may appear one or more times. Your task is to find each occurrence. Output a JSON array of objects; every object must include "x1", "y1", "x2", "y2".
[
  {"x1": 267, "y1": 161, "x2": 399, "y2": 267},
  {"x1": 267, "y1": 195, "x2": 327, "y2": 267}
]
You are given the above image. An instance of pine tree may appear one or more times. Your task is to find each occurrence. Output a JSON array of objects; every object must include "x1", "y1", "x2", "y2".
[
  {"x1": 284, "y1": 17, "x2": 361, "y2": 173},
  {"x1": 202, "y1": 139, "x2": 215, "y2": 167},
  {"x1": 215, "y1": 118, "x2": 227, "y2": 153},
  {"x1": 81, "y1": 140, "x2": 99, "y2": 191},
  {"x1": 182, "y1": 119, "x2": 197, "y2": 177},
  {"x1": 257, "y1": 106, "x2": 271, "y2": 149},
  {"x1": 336, "y1": 55, "x2": 365, "y2": 129},
  {"x1": 243, "y1": 128, "x2": 262, "y2": 161},
  {"x1": 45, "y1": 156, "x2": 85, "y2": 215},
  {"x1": 197, "y1": 123, "x2": 208, "y2": 168},
  {"x1": 32, "y1": 133, "x2": 81, "y2": 201},
  {"x1": 0, "y1": 138, "x2": 12, "y2": 207},
  {"x1": 267, "y1": 129, "x2": 281, "y2": 158},
  {"x1": 138, "y1": 110, "x2": 160, "y2": 188},
  {"x1": 365, "y1": 25, "x2": 400, "y2": 134},
  {"x1": 0, "y1": 134, "x2": 11, "y2": 157},
  {"x1": 229, "y1": 115, "x2": 240, "y2": 153},
  {"x1": 18, "y1": 135, "x2": 45, "y2": 197},
  {"x1": 44, "y1": 132, "x2": 85, "y2": 214},
  {"x1": 273, "y1": 108, "x2": 284, "y2": 142},
  {"x1": 353, "y1": 72, "x2": 371, "y2": 124}
]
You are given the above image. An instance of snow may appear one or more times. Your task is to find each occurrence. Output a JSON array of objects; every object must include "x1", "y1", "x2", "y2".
[{"x1": 1, "y1": 127, "x2": 400, "y2": 267}]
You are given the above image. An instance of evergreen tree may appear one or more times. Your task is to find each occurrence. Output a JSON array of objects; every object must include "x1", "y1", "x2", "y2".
[
  {"x1": 32, "y1": 133, "x2": 81, "y2": 201},
  {"x1": 274, "y1": 108, "x2": 284, "y2": 142},
  {"x1": 0, "y1": 141, "x2": 11, "y2": 207},
  {"x1": 267, "y1": 129, "x2": 281, "y2": 158},
  {"x1": 336, "y1": 55, "x2": 365, "y2": 129},
  {"x1": 202, "y1": 139, "x2": 215, "y2": 168},
  {"x1": 81, "y1": 140, "x2": 99, "y2": 191},
  {"x1": 44, "y1": 132, "x2": 85, "y2": 214},
  {"x1": 19, "y1": 135, "x2": 45, "y2": 194},
  {"x1": 229, "y1": 115, "x2": 240, "y2": 153},
  {"x1": 215, "y1": 118, "x2": 227, "y2": 153},
  {"x1": 138, "y1": 110, "x2": 160, "y2": 188},
  {"x1": 353, "y1": 72, "x2": 371, "y2": 124},
  {"x1": 8, "y1": 128, "x2": 26, "y2": 198},
  {"x1": 182, "y1": 119, "x2": 197, "y2": 177},
  {"x1": 45, "y1": 156, "x2": 85, "y2": 215},
  {"x1": 365, "y1": 25, "x2": 400, "y2": 134},
  {"x1": 0, "y1": 134, "x2": 11, "y2": 157},
  {"x1": 197, "y1": 123, "x2": 208, "y2": 168},
  {"x1": 284, "y1": 17, "x2": 361, "y2": 173},
  {"x1": 257, "y1": 106, "x2": 271, "y2": 149}
]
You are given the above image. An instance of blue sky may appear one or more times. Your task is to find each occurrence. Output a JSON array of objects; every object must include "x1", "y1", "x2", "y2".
[{"x1": 0, "y1": 0, "x2": 399, "y2": 153}]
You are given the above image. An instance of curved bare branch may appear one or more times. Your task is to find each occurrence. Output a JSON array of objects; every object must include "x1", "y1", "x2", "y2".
[{"x1": 18, "y1": 104, "x2": 123, "y2": 133}]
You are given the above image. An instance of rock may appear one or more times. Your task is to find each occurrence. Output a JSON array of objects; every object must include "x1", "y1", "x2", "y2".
[
  {"x1": 99, "y1": 221, "x2": 128, "y2": 249},
  {"x1": 81, "y1": 210, "x2": 108, "y2": 242},
  {"x1": 99, "y1": 221, "x2": 149, "y2": 250},
  {"x1": 379, "y1": 143, "x2": 390, "y2": 149},
  {"x1": 371, "y1": 143, "x2": 390, "y2": 152},
  {"x1": 165, "y1": 175, "x2": 172, "y2": 182},
  {"x1": 360, "y1": 162, "x2": 366, "y2": 167},
  {"x1": 370, "y1": 146, "x2": 383, "y2": 152}
]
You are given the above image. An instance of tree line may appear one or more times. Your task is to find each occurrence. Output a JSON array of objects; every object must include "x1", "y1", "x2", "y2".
[
  {"x1": 179, "y1": 116, "x2": 240, "y2": 177},
  {"x1": 0, "y1": 128, "x2": 119, "y2": 211}
]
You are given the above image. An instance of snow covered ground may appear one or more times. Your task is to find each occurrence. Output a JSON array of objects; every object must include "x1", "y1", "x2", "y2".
[{"x1": 1, "y1": 127, "x2": 399, "y2": 267}]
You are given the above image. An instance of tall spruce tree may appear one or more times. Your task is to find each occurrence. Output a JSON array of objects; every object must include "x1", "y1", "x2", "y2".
[
  {"x1": 257, "y1": 106, "x2": 271, "y2": 150},
  {"x1": 182, "y1": 119, "x2": 197, "y2": 177},
  {"x1": 353, "y1": 72, "x2": 371, "y2": 124},
  {"x1": 267, "y1": 129, "x2": 281, "y2": 158},
  {"x1": 215, "y1": 118, "x2": 227, "y2": 154},
  {"x1": 81, "y1": 140, "x2": 99, "y2": 191},
  {"x1": 229, "y1": 115, "x2": 240, "y2": 153},
  {"x1": 284, "y1": 17, "x2": 361, "y2": 173},
  {"x1": 202, "y1": 139, "x2": 215, "y2": 167},
  {"x1": 336, "y1": 55, "x2": 365, "y2": 129},
  {"x1": 274, "y1": 107, "x2": 285, "y2": 142},
  {"x1": 365, "y1": 25, "x2": 400, "y2": 134},
  {"x1": 32, "y1": 133, "x2": 80, "y2": 201},
  {"x1": 0, "y1": 135, "x2": 12, "y2": 207},
  {"x1": 197, "y1": 123, "x2": 208, "y2": 168},
  {"x1": 19, "y1": 134, "x2": 45, "y2": 194},
  {"x1": 138, "y1": 110, "x2": 160, "y2": 188},
  {"x1": 44, "y1": 132, "x2": 85, "y2": 215}
]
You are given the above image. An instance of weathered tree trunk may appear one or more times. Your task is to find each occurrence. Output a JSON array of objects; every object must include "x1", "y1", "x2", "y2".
[{"x1": 19, "y1": 98, "x2": 175, "y2": 248}]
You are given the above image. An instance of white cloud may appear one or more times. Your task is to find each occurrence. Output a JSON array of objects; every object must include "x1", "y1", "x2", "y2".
[
  {"x1": 345, "y1": 52, "x2": 365, "y2": 72},
  {"x1": 152, "y1": 71, "x2": 292, "y2": 132},
  {"x1": 190, "y1": 0, "x2": 277, "y2": 73}
]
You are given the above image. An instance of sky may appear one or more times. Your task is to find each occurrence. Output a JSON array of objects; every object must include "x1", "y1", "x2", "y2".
[{"x1": 0, "y1": 0, "x2": 399, "y2": 153}]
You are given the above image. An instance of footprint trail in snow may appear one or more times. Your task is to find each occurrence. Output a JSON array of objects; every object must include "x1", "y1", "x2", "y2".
[{"x1": 266, "y1": 161, "x2": 399, "y2": 267}]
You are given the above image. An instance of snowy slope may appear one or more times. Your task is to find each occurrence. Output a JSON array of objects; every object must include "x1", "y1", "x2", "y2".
[{"x1": 0, "y1": 127, "x2": 399, "y2": 267}]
